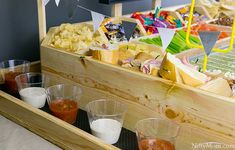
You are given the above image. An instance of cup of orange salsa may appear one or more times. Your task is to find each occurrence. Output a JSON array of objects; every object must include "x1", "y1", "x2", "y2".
[
  {"x1": 0, "y1": 60, "x2": 30, "y2": 94},
  {"x1": 46, "y1": 84, "x2": 82, "y2": 124},
  {"x1": 136, "y1": 118, "x2": 180, "y2": 150}
]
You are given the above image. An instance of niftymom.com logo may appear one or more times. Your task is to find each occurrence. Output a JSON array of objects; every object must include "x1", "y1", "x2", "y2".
[{"x1": 192, "y1": 142, "x2": 235, "y2": 149}]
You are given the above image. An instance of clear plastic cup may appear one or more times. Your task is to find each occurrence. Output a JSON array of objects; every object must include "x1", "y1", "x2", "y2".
[
  {"x1": 46, "y1": 84, "x2": 82, "y2": 124},
  {"x1": 86, "y1": 99, "x2": 127, "y2": 144},
  {"x1": 136, "y1": 118, "x2": 180, "y2": 150},
  {"x1": 0, "y1": 60, "x2": 30, "y2": 94},
  {"x1": 15, "y1": 73, "x2": 48, "y2": 108}
]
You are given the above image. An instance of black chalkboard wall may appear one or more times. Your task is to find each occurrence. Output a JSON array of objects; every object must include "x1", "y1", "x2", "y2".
[
  {"x1": 0, "y1": 0, "x2": 153, "y2": 62},
  {"x1": 0, "y1": 0, "x2": 188, "y2": 62}
]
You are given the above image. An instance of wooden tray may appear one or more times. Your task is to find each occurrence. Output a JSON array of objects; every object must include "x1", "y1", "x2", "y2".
[
  {"x1": 1, "y1": 88, "x2": 235, "y2": 149},
  {"x1": 40, "y1": 29, "x2": 235, "y2": 142},
  {"x1": 0, "y1": 1, "x2": 232, "y2": 149},
  {"x1": 0, "y1": 17, "x2": 233, "y2": 150}
]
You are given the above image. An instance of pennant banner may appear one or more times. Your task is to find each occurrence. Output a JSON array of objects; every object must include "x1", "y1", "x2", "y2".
[
  {"x1": 157, "y1": 27, "x2": 176, "y2": 53},
  {"x1": 68, "y1": 7, "x2": 77, "y2": 19},
  {"x1": 42, "y1": 0, "x2": 50, "y2": 6},
  {"x1": 91, "y1": 11, "x2": 105, "y2": 32},
  {"x1": 55, "y1": 0, "x2": 60, "y2": 6},
  {"x1": 198, "y1": 31, "x2": 220, "y2": 56},
  {"x1": 122, "y1": 21, "x2": 137, "y2": 41},
  {"x1": 42, "y1": 0, "x2": 60, "y2": 7},
  {"x1": 66, "y1": 0, "x2": 79, "y2": 19}
]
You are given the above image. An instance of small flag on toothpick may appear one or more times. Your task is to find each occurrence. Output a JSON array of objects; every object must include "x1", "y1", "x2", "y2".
[
  {"x1": 198, "y1": 31, "x2": 220, "y2": 72},
  {"x1": 198, "y1": 31, "x2": 220, "y2": 56},
  {"x1": 122, "y1": 21, "x2": 137, "y2": 41},
  {"x1": 157, "y1": 27, "x2": 176, "y2": 53},
  {"x1": 91, "y1": 11, "x2": 105, "y2": 32},
  {"x1": 42, "y1": 0, "x2": 50, "y2": 6},
  {"x1": 55, "y1": 0, "x2": 60, "y2": 7}
]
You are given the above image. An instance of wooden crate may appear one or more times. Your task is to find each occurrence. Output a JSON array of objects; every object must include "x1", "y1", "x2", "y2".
[{"x1": 40, "y1": 28, "x2": 235, "y2": 147}]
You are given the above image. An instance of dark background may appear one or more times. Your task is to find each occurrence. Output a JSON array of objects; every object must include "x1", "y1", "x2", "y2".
[
  {"x1": 0, "y1": 0, "x2": 152, "y2": 62},
  {"x1": 0, "y1": 0, "x2": 189, "y2": 62}
]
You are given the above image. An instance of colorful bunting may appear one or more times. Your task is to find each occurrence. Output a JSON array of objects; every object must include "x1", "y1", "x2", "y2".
[
  {"x1": 66, "y1": 0, "x2": 79, "y2": 19},
  {"x1": 157, "y1": 28, "x2": 176, "y2": 53},
  {"x1": 198, "y1": 31, "x2": 220, "y2": 56},
  {"x1": 42, "y1": 0, "x2": 50, "y2": 6},
  {"x1": 122, "y1": 21, "x2": 137, "y2": 41},
  {"x1": 42, "y1": 0, "x2": 60, "y2": 7},
  {"x1": 91, "y1": 11, "x2": 105, "y2": 32},
  {"x1": 198, "y1": 31, "x2": 220, "y2": 72},
  {"x1": 55, "y1": 0, "x2": 60, "y2": 7}
]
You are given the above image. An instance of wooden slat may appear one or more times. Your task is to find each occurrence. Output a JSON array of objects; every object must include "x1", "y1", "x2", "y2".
[
  {"x1": 111, "y1": 3, "x2": 122, "y2": 17},
  {"x1": 152, "y1": 0, "x2": 161, "y2": 10},
  {"x1": 37, "y1": 0, "x2": 47, "y2": 43},
  {"x1": 30, "y1": 61, "x2": 41, "y2": 72}
]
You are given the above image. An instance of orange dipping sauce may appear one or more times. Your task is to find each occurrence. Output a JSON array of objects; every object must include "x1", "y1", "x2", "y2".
[
  {"x1": 184, "y1": 23, "x2": 229, "y2": 40},
  {"x1": 138, "y1": 139, "x2": 175, "y2": 150},
  {"x1": 4, "y1": 71, "x2": 22, "y2": 94},
  {"x1": 49, "y1": 99, "x2": 78, "y2": 124}
]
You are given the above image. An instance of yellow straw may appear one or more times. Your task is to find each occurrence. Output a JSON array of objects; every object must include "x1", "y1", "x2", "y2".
[
  {"x1": 186, "y1": 0, "x2": 235, "y2": 53},
  {"x1": 202, "y1": 54, "x2": 208, "y2": 72}
]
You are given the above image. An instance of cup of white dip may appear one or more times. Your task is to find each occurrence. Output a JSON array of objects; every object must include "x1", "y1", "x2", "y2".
[
  {"x1": 15, "y1": 73, "x2": 48, "y2": 108},
  {"x1": 86, "y1": 99, "x2": 127, "y2": 144}
]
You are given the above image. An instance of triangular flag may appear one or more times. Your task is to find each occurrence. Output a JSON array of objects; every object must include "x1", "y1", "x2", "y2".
[
  {"x1": 66, "y1": 0, "x2": 78, "y2": 19},
  {"x1": 198, "y1": 31, "x2": 220, "y2": 56},
  {"x1": 68, "y1": 6, "x2": 77, "y2": 19},
  {"x1": 157, "y1": 27, "x2": 176, "y2": 52},
  {"x1": 42, "y1": 0, "x2": 50, "y2": 6},
  {"x1": 91, "y1": 11, "x2": 105, "y2": 32},
  {"x1": 55, "y1": 0, "x2": 60, "y2": 7},
  {"x1": 122, "y1": 21, "x2": 137, "y2": 41}
]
